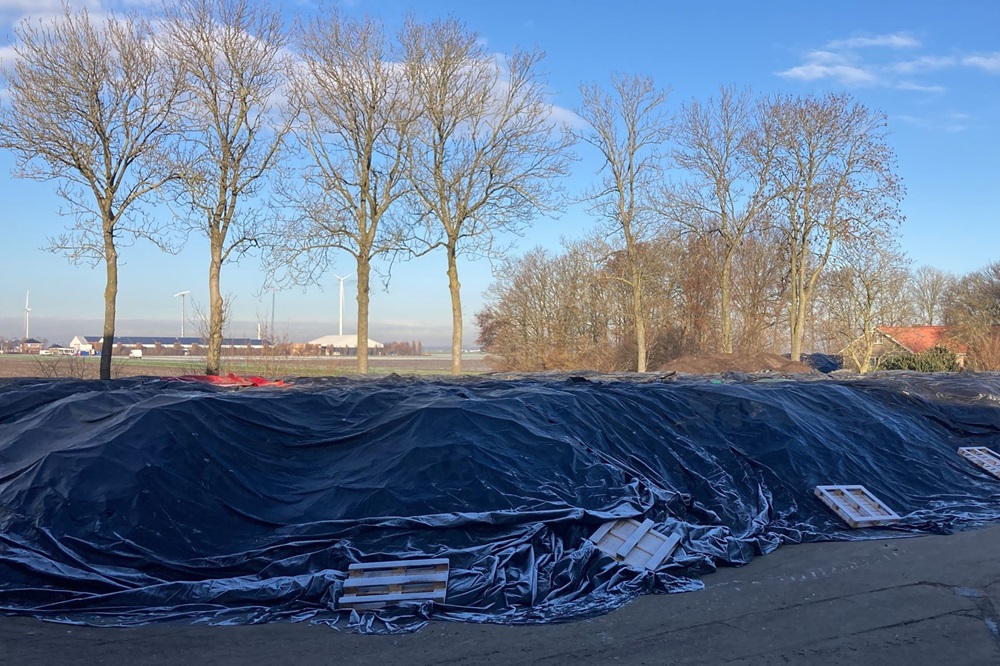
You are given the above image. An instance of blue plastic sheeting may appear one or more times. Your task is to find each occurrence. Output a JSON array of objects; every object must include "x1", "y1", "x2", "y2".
[{"x1": 0, "y1": 373, "x2": 998, "y2": 632}]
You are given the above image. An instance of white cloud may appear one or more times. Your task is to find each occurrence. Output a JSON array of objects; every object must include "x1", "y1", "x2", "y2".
[
  {"x1": 802, "y1": 50, "x2": 850, "y2": 65},
  {"x1": 896, "y1": 81, "x2": 945, "y2": 93},
  {"x1": 777, "y1": 32, "x2": 1000, "y2": 92},
  {"x1": 777, "y1": 51, "x2": 877, "y2": 85},
  {"x1": 0, "y1": 0, "x2": 102, "y2": 13},
  {"x1": 546, "y1": 103, "x2": 585, "y2": 129},
  {"x1": 963, "y1": 53, "x2": 1000, "y2": 73},
  {"x1": 895, "y1": 112, "x2": 969, "y2": 133},
  {"x1": 0, "y1": 0, "x2": 107, "y2": 31},
  {"x1": 778, "y1": 62, "x2": 877, "y2": 85},
  {"x1": 892, "y1": 55, "x2": 957, "y2": 73},
  {"x1": 827, "y1": 32, "x2": 920, "y2": 50}
]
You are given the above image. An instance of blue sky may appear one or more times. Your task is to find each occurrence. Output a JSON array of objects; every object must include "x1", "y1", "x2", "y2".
[{"x1": 1, "y1": 0, "x2": 998, "y2": 347}]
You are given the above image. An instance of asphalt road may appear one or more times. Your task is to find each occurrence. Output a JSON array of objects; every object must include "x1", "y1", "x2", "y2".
[{"x1": 3, "y1": 525, "x2": 999, "y2": 665}]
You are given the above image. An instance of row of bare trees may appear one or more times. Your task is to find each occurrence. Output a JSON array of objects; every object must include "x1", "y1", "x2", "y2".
[
  {"x1": 0, "y1": 2, "x2": 576, "y2": 377},
  {"x1": 481, "y1": 82, "x2": 905, "y2": 372},
  {"x1": 0, "y1": 0, "x2": 289, "y2": 379},
  {"x1": 265, "y1": 13, "x2": 572, "y2": 374}
]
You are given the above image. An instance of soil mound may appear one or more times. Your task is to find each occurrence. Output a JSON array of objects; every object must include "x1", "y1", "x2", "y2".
[{"x1": 659, "y1": 352, "x2": 817, "y2": 374}]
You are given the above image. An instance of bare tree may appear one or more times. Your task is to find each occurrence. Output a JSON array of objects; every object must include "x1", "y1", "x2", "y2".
[
  {"x1": 944, "y1": 262, "x2": 1000, "y2": 370},
  {"x1": 190, "y1": 293, "x2": 235, "y2": 355},
  {"x1": 819, "y1": 237, "x2": 911, "y2": 372},
  {"x1": 266, "y1": 11, "x2": 415, "y2": 374},
  {"x1": 478, "y1": 240, "x2": 619, "y2": 371},
  {"x1": 669, "y1": 86, "x2": 781, "y2": 353},
  {"x1": 767, "y1": 93, "x2": 904, "y2": 361},
  {"x1": 909, "y1": 265, "x2": 953, "y2": 325},
  {"x1": 402, "y1": 16, "x2": 574, "y2": 375},
  {"x1": 162, "y1": 0, "x2": 292, "y2": 375},
  {"x1": 730, "y1": 226, "x2": 788, "y2": 353},
  {"x1": 478, "y1": 233, "x2": 690, "y2": 372},
  {"x1": 478, "y1": 247, "x2": 561, "y2": 371},
  {"x1": 0, "y1": 6, "x2": 181, "y2": 380},
  {"x1": 575, "y1": 73, "x2": 671, "y2": 372}
]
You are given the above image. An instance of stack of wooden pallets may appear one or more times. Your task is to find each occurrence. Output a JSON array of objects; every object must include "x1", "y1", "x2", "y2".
[{"x1": 338, "y1": 558, "x2": 450, "y2": 611}]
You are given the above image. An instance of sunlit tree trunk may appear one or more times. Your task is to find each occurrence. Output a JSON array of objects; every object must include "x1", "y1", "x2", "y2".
[
  {"x1": 100, "y1": 228, "x2": 118, "y2": 380},
  {"x1": 356, "y1": 255, "x2": 371, "y2": 374},
  {"x1": 206, "y1": 241, "x2": 224, "y2": 375},
  {"x1": 446, "y1": 242, "x2": 463, "y2": 375}
]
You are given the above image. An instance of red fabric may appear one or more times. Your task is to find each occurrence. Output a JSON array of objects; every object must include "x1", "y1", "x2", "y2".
[{"x1": 165, "y1": 373, "x2": 288, "y2": 387}]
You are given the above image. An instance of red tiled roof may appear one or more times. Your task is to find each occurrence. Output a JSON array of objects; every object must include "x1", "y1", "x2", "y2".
[{"x1": 876, "y1": 326, "x2": 967, "y2": 354}]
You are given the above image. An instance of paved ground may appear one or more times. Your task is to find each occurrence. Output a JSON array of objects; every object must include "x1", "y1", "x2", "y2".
[{"x1": 3, "y1": 525, "x2": 999, "y2": 665}]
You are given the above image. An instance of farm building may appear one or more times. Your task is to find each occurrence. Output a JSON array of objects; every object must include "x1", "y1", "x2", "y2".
[
  {"x1": 841, "y1": 326, "x2": 967, "y2": 371},
  {"x1": 68, "y1": 336, "x2": 270, "y2": 356},
  {"x1": 19, "y1": 338, "x2": 44, "y2": 355},
  {"x1": 305, "y1": 334, "x2": 384, "y2": 357}
]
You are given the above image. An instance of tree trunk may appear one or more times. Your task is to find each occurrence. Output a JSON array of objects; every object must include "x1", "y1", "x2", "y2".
[
  {"x1": 446, "y1": 242, "x2": 463, "y2": 375},
  {"x1": 356, "y1": 256, "x2": 371, "y2": 374},
  {"x1": 788, "y1": 234, "x2": 804, "y2": 363},
  {"x1": 789, "y1": 292, "x2": 807, "y2": 362},
  {"x1": 632, "y1": 263, "x2": 647, "y2": 373},
  {"x1": 720, "y1": 256, "x2": 733, "y2": 354},
  {"x1": 206, "y1": 241, "x2": 224, "y2": 376},
  {"x1": 858, "y1": 336, "x2": 873, "y2": 374},
  {"x1": 100, "y1": 230, "x2": 118, "y2": 381}
]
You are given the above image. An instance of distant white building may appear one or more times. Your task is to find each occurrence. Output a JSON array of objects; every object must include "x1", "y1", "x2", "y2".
[
  {"x1": 68, "y1": 335, "x2": 270, "y2": 355},
  {"x1": 307, "y1": 334, "x2": 383, "y2": 356}
]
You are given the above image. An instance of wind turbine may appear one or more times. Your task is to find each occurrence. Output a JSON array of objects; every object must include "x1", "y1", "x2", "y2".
[
  {"x1": 24, "y1": 291, "x2": 30, "y2": 340},
  {"x1": 334, "y1": 274, "x2": 353, "y2": 337},
  {"x1": 173, "y1": 291, "x2": 190, "y2": 338}
]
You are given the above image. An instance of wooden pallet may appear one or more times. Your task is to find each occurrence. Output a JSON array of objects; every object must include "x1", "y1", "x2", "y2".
[
  {"x1": 814, "y1": 485, "x2": 901, "y2": 528},
  {"x1": 338, "y1": 558, "x2": 449, "y2": 610},
  {"x1": 958, "y1": 447, "x2": 1000, "y2": 480},
  {"x1": 587, "y1": 518, "x2": 681, "y2": 571}
]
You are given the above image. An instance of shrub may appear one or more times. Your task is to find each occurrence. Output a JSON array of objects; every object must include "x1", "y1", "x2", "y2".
[{"x1": 880, "y1": 346, "x2": 960, "y2": 372}]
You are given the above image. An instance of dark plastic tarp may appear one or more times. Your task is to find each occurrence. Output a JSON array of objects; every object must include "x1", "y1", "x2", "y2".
[{"x1": 1, "y1": 373, "x2": 999, "y2": 632}]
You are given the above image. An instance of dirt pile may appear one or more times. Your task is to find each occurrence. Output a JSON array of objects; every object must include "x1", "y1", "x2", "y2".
[{"x1": 658, "y1": 352, "x2": 817, "y2": 374}]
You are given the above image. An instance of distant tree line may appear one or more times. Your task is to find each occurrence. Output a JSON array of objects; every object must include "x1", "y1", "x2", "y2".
[
  {"x1": 382, "y1": 341, "x2": 425, "y2": 356},
  {"x1": 479, "y1": 243, "x2": 1000, "y2": 372}
]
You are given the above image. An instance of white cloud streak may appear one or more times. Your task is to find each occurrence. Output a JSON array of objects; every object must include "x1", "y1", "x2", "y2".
[
  {"x1": 778, "y1": 32, "x2": 997, "y2": 93},
  {"x1": 778, "y1": 62, "x2": 876, "y2": 85},
  {"x1": 896, "y1": 112, "x2": 970, "y2": 133},
  {"x1": 895, "y1": 81, "x2": 945, "y2": 93},
  {"x1": 777, "y1": 50, "x2": 876, "y2": 85},
  {"x1": 963, "y1": 53, "x2": 1000, "y2": 73},
  {"x1": 826, "y1": 32, "x2": 920, "y2": 50},
  {"x1": 892, "y1": 55, "x2": 957, "y2": 73}
]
